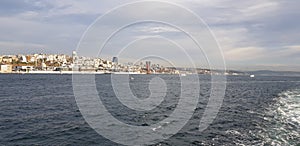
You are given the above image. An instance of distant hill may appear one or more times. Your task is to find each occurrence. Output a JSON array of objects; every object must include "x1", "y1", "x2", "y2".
[{"x1": 247, "y1": 70, "x2": 300, "y2": 76}]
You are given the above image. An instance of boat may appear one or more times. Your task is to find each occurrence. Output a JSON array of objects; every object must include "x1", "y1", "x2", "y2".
[
  {"x1": 180, "y1": 74, "x2": 187, "y2": 77},
  {"x1": 250, "y1": 74, "x2": 255, "y2": 78}
]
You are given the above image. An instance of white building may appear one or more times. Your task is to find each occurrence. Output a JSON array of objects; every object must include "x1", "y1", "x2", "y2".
[
  {"x1": 0, "y1": 64, "x2": 13, "y2": 73},
  {"x1": 47, "y1": 55, "x2": 55, "y2": 63},
  {"x1": 20, "y1": 55, "x2": 27, "y2": 63}
]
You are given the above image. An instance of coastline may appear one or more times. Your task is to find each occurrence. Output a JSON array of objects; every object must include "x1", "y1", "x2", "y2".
[{"x1": 0, "y1": 71, "x2": 147, "y2": 75}]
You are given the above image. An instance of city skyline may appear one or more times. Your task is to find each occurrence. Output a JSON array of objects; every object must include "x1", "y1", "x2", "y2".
[{"x1": 0, "y1": 0, "x2": 299, "y2": 71}]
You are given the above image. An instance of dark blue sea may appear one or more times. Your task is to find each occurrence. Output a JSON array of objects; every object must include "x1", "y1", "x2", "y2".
[{"x1": 0, "y1": 74, "x2": 299, "y2": 145}]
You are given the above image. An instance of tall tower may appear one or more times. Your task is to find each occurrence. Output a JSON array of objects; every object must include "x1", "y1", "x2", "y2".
[
  {"x1": 146, "y1": 61, "x2": 151, "y2": 74},
  {"x1": 72, "y1": 51, "x2": 78, "y2": 63},
  {"x1": 112, "y1": 57, "x2": 118, "y2": 64}
]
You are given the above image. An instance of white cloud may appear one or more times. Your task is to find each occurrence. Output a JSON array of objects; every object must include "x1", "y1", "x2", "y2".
[
  {"x1": 241, "y1": 1, "x2": 279, "y2": 15},
  {"x1": 181, "y1": 0, "x2": 280, "y2": 24},
  {"x1": 284, "y1": 45, "x2": 300, "y2": 51},
  {"x1": 224, "y1": 46, "x2": 265, "y2": 61},
  {"x1": 0, "y1": 41, "x2": 47, "y2": 55},
  {"x1": 18, "y1": 11, "x2": 40, "y2": 19},
  {"x1": 137, "y1": 26, "x2": 180, "y2": 34},
  {"x1": 271, "y1": 45, "x2": 300, "y2": 57},
  {"x1": 212, "y1": 27, "x2": 250, "y2": 50},
  {"x1": 0, "y1": 41, "x2": 45, "y2": 49}
]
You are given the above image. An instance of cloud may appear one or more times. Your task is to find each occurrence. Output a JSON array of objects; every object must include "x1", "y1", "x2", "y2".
[
  {"x1": 239, "y1": 1, "x2": 279, "y2": 18},
  {"x1": 176, "y1": 0, "x2": 280, "y2": 25},
  {"x1": 224, "y1": 46, "x2": 265, "y2": 61},
  {"x1": 0, "y1": 0, "x2": 299, "y2": 71},
  {"x1": 137, "y1": 25, "x2": 180, "y2": 34},
  {"x1": 0, "y1": 41, "x2": 47, "y2": 54},
  {"x1": 272, "y1": 45, "x2": 300, "y2": 57},
  {"x1": 0, "y1": 41, "x2": 45, "y2": 49},
  {"x1": 0, "y1": 15, "x2": 86, "y2": 55}
]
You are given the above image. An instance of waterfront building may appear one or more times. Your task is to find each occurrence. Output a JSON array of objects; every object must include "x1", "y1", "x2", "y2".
[
  {"x1": 46, "y1": 55, "x2": 55, "y2": 63},
  {"x1": 19, "y1": 55, "x2": 27, "y2": 63},
  {"x1": 28, "y1": 56, "x2": 36, "y2": 64},
  {"x1": 12, "y1": 56, "x2": 19, "y2": 63},
  {"x1": 2, "y1": 56, "x2": 13, "y2": 64},
  {"x1": 57, "y1": 54, "x2": 67, "y2": 63},
  {"x1": 0, "y1": 64, "x2": 13, "y2": 73},
  {"x1": 36, "y1": 54, "x2": 44, "y2": 60},
  {"x1": 15, "y1": 66, "x2": 34, "y2": 72},
  {"x1": 42, "y1": 62, "x2": 47, "y2": 70}
]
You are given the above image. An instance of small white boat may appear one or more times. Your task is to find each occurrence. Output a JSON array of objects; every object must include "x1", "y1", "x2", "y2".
[
  {"x1": 250, "y1": 75, "x2": 255, "y2": 78},
  {"x1": 180, "y1": 74, "x2": 187, "y2": 77}
]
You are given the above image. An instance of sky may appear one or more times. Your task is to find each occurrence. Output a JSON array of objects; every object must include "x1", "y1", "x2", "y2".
[{"x1": 0, "y1": 0, "x2": 299, "y2": 71}]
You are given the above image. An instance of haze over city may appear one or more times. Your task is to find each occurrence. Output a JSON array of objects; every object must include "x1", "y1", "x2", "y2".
[{"x1": 0, "y1": 0, "x2": 299, "y2": 71}]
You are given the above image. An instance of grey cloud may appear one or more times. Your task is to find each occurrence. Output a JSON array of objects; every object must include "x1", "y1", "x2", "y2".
[
  {"x1": 0, "y1": 0, "x2": 299, "y2": 71},
  {"x1": 0, "y1": 0, "x2": 56, "y2": 16}
]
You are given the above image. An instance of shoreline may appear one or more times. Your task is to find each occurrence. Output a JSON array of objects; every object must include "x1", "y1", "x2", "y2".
[
  {"x1": 0, "y1": 71, "x2": 143, "y2": 74},
  {"x1": 0, "y1": 71, "x2": 148, "y2": 75},
  {"x1": 1, "y1": 72, "x2": 300, "y2": 77},
  {"x1": 0, "y1": 71, "x2": 199, "y2": 75}
]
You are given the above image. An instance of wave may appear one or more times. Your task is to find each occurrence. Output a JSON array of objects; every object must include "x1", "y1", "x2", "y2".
[{"x1": 263, "y1": 89, "x2": 300, "y2": 145}]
